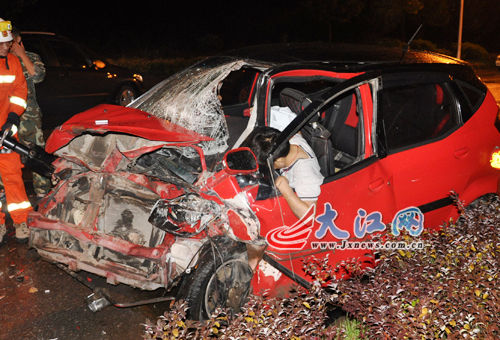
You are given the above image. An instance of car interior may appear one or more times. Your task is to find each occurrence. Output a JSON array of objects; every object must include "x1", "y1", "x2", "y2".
[
  {"x1": 219, "y1": 69, "x2": 365, "y2": 178},
  {"x1": 270, "y1": 83, "x2": 363, "y2": 178},
  {"x1": 220, "y1": 68, "x2": 260, "y2": 148}
]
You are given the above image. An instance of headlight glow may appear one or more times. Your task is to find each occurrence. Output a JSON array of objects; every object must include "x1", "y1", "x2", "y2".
[
  {"x1": 133, "y1": 73, "x2": 143, "y2": 83},
  {"x1": 490, "y1": 149, "x2": 500, "y2": 169}
]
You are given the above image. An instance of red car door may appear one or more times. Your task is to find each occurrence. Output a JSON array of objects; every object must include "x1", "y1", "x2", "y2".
[{"x1": 253, "y1": 79, "x2": 399, "y2": 293}]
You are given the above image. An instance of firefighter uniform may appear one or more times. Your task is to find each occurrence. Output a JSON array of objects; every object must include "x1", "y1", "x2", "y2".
[{"x1": 0, "y1": 19, "x2": 32, "y2": 242}]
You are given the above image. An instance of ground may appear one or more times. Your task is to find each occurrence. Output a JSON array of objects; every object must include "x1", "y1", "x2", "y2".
[
  {"x1": 0, "y1": 225, "x2": 173, "y2": 339},
  {"x1": 0, "y1": 68, "x2": 499, "y2": 340}
]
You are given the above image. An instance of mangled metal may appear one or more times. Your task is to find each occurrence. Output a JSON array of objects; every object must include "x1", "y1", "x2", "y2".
[
  {"x1": 30, "y1": 107, "x2": 263, "y2": 293},
  {"x1": 28, "y1": 57, "x2": 275, "y2": 315},
  {"x1": 149, "y1": 193, "x2": 221, "y2": 236}
]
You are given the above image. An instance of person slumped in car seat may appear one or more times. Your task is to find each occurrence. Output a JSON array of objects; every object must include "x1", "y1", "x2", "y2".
[{"x1": 246, "y1": 126, "x2": 324, "y2": 219}]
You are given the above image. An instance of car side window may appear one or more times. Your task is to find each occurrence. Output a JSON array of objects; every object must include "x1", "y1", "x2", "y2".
[
  {"x1": 379, "y1": 81, "x2": 458, "y2": 151},
  {"x1": 220, "y1": 69, "x2": 258, "y2": 107},
  {"x1": 49, "y1": 40, "x2": 89, "y2": 68}
]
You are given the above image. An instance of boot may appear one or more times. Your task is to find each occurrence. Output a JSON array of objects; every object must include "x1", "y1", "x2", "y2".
[
  {"x1": 0, "y1": 223, "x2": 6, "y2": 244},
  {"x1": 14, "y1": 222, "x2": 29, "y2": 243}
]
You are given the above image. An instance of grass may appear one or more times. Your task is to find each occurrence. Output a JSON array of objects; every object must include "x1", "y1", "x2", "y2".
[{"x1": 337, "y1": 317, "x2": 364, "y2": 340}]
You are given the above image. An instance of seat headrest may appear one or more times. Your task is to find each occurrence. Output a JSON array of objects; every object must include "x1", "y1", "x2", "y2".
[{"x1": 279, "y1": 88, "x2": 312, "y2": 114}]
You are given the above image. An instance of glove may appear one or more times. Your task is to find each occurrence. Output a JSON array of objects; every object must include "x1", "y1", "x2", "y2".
[{"x1": 1, "y1": 112, "x2": 20, "y2": 136}]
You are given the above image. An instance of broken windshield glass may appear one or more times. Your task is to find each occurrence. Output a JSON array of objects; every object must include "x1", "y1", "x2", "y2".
[
  {"x1": 130, "y1": 58, "x2": 272, "y2": 156},
  {"x1": 130, "y1": 59, "x2": 246, "y2": 155}
]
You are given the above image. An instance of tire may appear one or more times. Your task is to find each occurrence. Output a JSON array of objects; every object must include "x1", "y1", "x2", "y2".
[
  {"x1": 179, "y1": 238, "x2": 253, "y2": 320},
  {"x1": 115, "y1": 85, "x2": 137, "y2": 106}
]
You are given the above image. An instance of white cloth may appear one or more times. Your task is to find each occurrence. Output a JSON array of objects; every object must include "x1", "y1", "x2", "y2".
[
  {"x1": 269, "y1": 106, "x2": 296, "y2": 132},
  {"x1": 279, "y1": 134, "x2": 324, "y2": 201}
]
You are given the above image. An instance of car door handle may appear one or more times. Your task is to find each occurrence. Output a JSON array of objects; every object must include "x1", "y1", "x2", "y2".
[
  {"x1": 369, "y1": 178, "x2": 386, "y2": 192},
  {"x1": 454, "y1": 147, "x2": 469, "y2": 159}
]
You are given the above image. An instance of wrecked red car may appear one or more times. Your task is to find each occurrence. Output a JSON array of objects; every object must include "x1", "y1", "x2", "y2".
[{"x1": 28, "y1": 54, "x2": 500, "y2": 319}]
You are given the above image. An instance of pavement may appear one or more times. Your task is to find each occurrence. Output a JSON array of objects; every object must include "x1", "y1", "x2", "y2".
[{"x1": 478, "y1": 68, "x2": 500, "y2": 105}]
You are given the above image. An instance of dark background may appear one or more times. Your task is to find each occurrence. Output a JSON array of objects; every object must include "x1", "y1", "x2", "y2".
[{"x1": 3, "y1": 0, "x2": 500, "y2": 58}]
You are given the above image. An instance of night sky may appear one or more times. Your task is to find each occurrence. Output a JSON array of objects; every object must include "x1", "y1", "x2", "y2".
[{"x1": 4, "y1": 0, "x2": 500, "y2": 58}]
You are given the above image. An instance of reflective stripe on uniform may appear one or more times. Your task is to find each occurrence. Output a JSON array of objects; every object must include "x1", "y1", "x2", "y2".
[
  {"x1": 10, "y1": 96, "x2": 27, "y2": 109},
  {"x1": 7, "y1": 201, "x2": 31, "y2": 212},
  {"x1": 0, "y1": 75, "x2": 15, "y2": 83}
]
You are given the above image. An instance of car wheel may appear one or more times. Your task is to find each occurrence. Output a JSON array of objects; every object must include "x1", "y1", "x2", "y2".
[
  {"x1": 179, "y1": 238, "x2": 253, "y2": 320},
  {"x1": 116, "y1": 85, "x2": 137, "y2": 106}
]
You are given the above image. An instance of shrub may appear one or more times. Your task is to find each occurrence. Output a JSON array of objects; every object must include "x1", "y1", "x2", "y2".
[
  {"x1": 337, "y1": 194, "x2": 499, "y2": 338},
  {"x1": 460, "y1": 42, "x2": 491, "y2": 63},
  {"x1": 412, "y1": 39, "x2": 439, "y2": 52},
  {"x1": 144, "y1": 194, "x2": 499, "y2": 339}
]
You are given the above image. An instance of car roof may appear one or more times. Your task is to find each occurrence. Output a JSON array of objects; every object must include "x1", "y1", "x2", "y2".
[
  {"x1": 222, "y1": 42, "x2": 465, "y2": 65},
  {"x1": 217, "y1": 42, "x2": 485, "y2": 91}
]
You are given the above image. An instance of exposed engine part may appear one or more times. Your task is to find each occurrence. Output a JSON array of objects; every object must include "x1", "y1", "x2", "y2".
[
  {"x1": 87, "y1": 291, "x2": 111, "y2": 312},
  {"x1": 149, "y1": 193, "x2": 221, "y2": 236},
  {"x1": 169, "y1": 238, "x2": 204, "y2": 275}
]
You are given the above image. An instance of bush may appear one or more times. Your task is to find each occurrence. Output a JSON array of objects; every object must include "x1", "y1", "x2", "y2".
[
  {"x1": 144, "y1": 194, "x2": 499, "y2": 339},
  {"x1": 460, "y1": 42, "x2": 491, "y2": 63},
  {"x1": 337, "y1": 194, "x2": 499, "y2": 339},
  {"x1": 143, "y1": 286, "x2": 347, "y2": 339}
]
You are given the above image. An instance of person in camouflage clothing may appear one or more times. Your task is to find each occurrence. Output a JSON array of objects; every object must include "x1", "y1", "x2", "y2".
[{"x1": 10, "y1": 27, "x2": 51, "y2": 197}]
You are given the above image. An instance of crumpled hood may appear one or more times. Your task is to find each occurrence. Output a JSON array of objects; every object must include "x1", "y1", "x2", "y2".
[{"x1": 46, "y1": 104, "x2": 213, "y2": 154}]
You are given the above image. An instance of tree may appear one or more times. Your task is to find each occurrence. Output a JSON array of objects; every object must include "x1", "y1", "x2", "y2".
[{"x1": 300, "y1": 0, "x2": 365, "y2": 42}]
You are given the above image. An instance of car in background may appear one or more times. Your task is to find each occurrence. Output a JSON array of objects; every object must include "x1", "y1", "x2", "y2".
[
  {"x1": 21, "y1": 32, "x2": 144, "y2": 130},
  {"x1": 28, "y1": 50, "x2": 500, "y2": 320},
  {"x1": 496, "y1": 54, "x2": 500, "y2": 69}
]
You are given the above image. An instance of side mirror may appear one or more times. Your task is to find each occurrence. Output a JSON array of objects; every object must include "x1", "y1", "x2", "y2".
[
  {"x1": 93, "y1": 60, "x2": 106, "y2": 69},
  {"x1": 223, "y1": 147, "x2": 258, "y2": 174}
]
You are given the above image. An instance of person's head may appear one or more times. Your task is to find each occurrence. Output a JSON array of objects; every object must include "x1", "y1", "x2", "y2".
[
  {"x1": 0, "y1": 19, "x2": 13, "y2": 57},
  {"x1": 244, "y1": 126, "x2": 290, "y2": 168},
  {"x1": 11, "y1": 25, "x2": 21, "y2": 43}
]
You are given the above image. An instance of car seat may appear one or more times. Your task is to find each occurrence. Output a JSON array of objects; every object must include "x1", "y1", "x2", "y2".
[
  {"x1": 321, "y1": 92, "x2": 359, "y2": 169},
  {"x1": 279, "y1": 88, "x2": 336, "y2": 177},
  {"x1": 279, "y1": 88, "x2": 313, "y2": 114}
]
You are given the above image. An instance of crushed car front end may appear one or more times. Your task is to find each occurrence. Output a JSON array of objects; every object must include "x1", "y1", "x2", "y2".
[{"x1": 28, "y1": 104, "x2": 217, "y2": 290}]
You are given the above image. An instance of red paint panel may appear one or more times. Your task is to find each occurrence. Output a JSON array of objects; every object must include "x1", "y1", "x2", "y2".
[{"x1": 46, "y1": 104, "x2": 212, "y2": 153}]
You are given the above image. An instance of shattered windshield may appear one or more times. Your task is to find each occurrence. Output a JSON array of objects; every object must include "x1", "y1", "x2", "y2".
[{"x1": 130, "y1": 58, "x2": 251, "y2": 156}]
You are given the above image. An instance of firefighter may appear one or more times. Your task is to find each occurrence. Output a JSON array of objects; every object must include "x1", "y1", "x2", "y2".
[{"x1": 0, "y1": 19, "x2": 32, "y2": 244}]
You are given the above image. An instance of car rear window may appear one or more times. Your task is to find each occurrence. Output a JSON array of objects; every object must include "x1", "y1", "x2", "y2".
[{"x1": 455, "y1": 79, "x2": 486, "y2": 123}]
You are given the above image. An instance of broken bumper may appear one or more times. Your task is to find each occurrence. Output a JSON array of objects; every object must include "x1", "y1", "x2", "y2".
[{"x1": 28, "y1": 212, "x2": 172, "y2": 290}]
